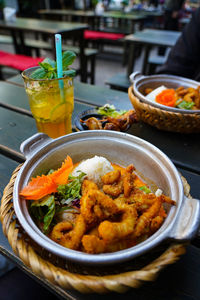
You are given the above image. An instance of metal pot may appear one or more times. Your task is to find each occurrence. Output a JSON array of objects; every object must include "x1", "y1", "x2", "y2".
[
  {"x1": 13, "y1": 131, "x2": 200, "y2": 266},
  {"x1": 130, "y1": 72, "x2": 200, "y2": 114}
]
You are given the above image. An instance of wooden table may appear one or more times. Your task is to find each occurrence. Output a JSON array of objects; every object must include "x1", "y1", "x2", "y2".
[
  {"x1": 38, "y1": 9, "x2": 101, "y2": 30},
  {"x1": 1, "y1": 75, "x2": 200, "y2": 299},
  {"x1": 0, "y1": 17, "x2": 88, "y2": 81},
  {"x1": 125, "y1": 29, "x2": 181, "y2": 75},
  {"x1": 38, "y1": 9, "x2": 146, "y2": 33}
]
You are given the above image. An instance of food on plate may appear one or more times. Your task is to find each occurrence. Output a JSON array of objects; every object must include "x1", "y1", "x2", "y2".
[
  {"x1": 80, "y1": 104, "x2": 138, "y2": 131},
  {"x1": 20, "y1": 155, "x2": 175, "y2": 254},
  {"x1": 144, "y1": 86, "x2": 200, "y2": 110}
]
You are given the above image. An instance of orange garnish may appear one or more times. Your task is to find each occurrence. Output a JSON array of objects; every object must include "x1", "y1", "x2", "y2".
[
  {"x1": 155, "y1": 89, "x2": 176, "y2": 107},
  {"x1": 20, "y1": 155, "x2": 73, "y2": 200},
  {"x1": 20, "y1": 175, "x2": 57, "y2": 200},
  {"x1": 50, "y1": 155, "x2": 73, "y2": 185}
]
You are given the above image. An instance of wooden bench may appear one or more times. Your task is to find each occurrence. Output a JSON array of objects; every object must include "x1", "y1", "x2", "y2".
[
  {"x1": 0, "y1": 50, "x2": 43, "y2": 79},
  {"x1": 105, "y1": 72, "x2": 130, "y2": 92},
  {"x1": 84, "y1": 30, "x2": 125, "y2": 56},
  {"x1": 24, "y1": 39, "x2": 98, "y2": 84},
  {"x1": 146, "y1": 51, "x2": 170, "y2": 75},
  {"x1": 0, "y1": 35, "x2": 12, "y2": 44}
]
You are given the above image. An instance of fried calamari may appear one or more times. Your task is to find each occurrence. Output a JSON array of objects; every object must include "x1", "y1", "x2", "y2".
[{"x1": 50, "y1": 164, "x2": 175, "y2": 254}]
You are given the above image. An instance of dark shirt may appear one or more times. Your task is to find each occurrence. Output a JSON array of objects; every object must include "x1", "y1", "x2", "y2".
[{"x1": 157, "y1": 8, "x2": 200, "y2": 81}]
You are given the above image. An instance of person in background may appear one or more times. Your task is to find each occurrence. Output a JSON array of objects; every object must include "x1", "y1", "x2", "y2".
[
  {"x1": 157, "y1": 8, "x2": 200, "y2": 81},
  {"x1": 164, "y1": 0, "x2": 185, "y2": 30}
]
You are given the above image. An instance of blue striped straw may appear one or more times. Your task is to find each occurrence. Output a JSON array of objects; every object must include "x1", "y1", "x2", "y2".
[
  {"x1": 55, "y1": 34, "x2": 64, "y2": 98},
  {"x1": 55, "y1": 34, "x2": 63, "y2": 79}
]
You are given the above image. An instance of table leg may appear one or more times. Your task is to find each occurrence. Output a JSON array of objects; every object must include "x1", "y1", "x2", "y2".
[
  {"x1": 51, "y1": 35, "x2": 56, "y2": 60},
  {"x1": 79, "y1": 30, "x2": 87, "y2": 83},
  {"x1": 142, "y1": 45, "x2": 151, "y2": 75},
  {"x1": 18, "y1": 31, "x2": 31, "y2": 55},
  {"x1": 127, "y1": 42, "x2": 136, "y2": 76},
  {"x1": 130, "y1": 21, "x2": 135, "y2": 34}
]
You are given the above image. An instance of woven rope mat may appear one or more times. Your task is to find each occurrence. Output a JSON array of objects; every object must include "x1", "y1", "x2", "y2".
[{"x1": 0, "y1": 164, "x2": 187, "y2": 294}]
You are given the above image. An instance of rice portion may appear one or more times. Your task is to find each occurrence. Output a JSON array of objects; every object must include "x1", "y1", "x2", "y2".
[{"x1": 72, "y1": 156, "x2": 113, "y2": 185}]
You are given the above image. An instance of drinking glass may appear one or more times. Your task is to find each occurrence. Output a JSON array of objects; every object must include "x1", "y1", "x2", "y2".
[{"x1": 22, "y1": 67, "x2": 74, "y2": 139}]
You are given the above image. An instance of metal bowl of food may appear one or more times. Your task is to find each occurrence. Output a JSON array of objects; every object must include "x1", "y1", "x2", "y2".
[
  {"x1": 13, "y1": 131, "x2": 200, "y2": 266},
  {"x1": 130, "y1": 72, "x2": 200, "y2": 114}
]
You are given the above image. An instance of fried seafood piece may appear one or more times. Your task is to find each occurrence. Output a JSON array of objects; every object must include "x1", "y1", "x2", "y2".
[
  {"x1": 51, "y1": 221, "x2": 73, "y2": 242},
  {"x1": 126, "y1": 164, "x2": 136, "y2": 173},
  {"x1": 101, "y1": 169, "x2": 121, "y2": 185},
  {"x1": 134, "y1": 196, "x2": 163, "y2": 238},
  {"x1": 123, "y1": 170, "x2": 136, "y2": 198},
  {"x1": 98, "y1": 204, "x2": 137, "y2": 242},
  {"x1": 80, "y1": 189, "x2": 119, "y2": 226},
  {"x1": 103, "y1": 122, "x2": 121, "y2": 131},
  {"x1": 81, "y1": 179, "x2": 98, "y2": 196},
  {"x1": 103, "y1": 179, "x2": 124, "y2": 197},
  {"x1": 82, "y1": 234, "x2": 136, "y2": 254},
  {"x1": 145, "y1": 88, "x2": 153, "y2": 95},
  {"x1": 82, "y1": 235, "x2": 105, "y2": 254},
  {"x1": 128, "y1": 190, "x2": 175, "y2": 210},
  {"x1": 128, "y1": 191, "x2": 156, "y2": 211},
  {"x1": 176, "y1": 86, "x2": 188, "y2": 96},
  {"x1": 81, "y1": 117, "x2": 102, "y2": 130},
  {"x1": 150, "y1": 215, "x2": 164, "y2": 233},
  {"x1": 56, "y1": 211, "x2": 78, "y2": 223},
  {"x1": 50, "y1": 215, "x2": 86, "y2": 250},
  {"x1": 159, "y1": 206, "x2": 167, "y2": 218},
  {"x1": 106, "y1": 110, "x2": 137, "y2": 131}
]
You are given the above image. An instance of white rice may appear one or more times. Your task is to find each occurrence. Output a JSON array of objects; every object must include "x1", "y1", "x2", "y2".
[{"x1": 72, "y1": 156, "x2": 113, "y2": 185}]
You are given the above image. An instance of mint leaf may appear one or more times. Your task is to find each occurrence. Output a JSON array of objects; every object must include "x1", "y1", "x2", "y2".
[
  {"x1": 42, "y1": 57, "x2": 56, "y2": 68},
  {"x1": 30, "y1": 50, "x2": 76, "y2": 80},
  {"x1": 62, "y1": 51, "x2": 76, "y2": 70},
  {"x1": 63, "y1": 69, "x2": 76, "y2": 78},
  {"x1": 30, "y1": 68, "x2": 47, "y2": 79},
  {"x1": 39, "y1": 62, "x2": 55, "y2": 72}
]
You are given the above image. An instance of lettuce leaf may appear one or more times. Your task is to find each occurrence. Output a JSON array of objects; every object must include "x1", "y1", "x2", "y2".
[
  {"x1": 97, "y1": 104, "x2": 127, "y2": 118},
  {"x1": 30, "y1": 195, "x2": 55, "y2": 233}
]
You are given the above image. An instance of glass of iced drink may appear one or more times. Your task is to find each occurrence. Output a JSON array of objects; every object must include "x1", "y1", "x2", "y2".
[{"x1": 22, "y1": 66, "x2": 74, "y2": 139}]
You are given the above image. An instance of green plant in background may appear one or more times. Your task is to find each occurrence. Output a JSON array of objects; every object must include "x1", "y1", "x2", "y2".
[
  {"x1": 92, "y1": 0, "x2": 99, "y2": 6},
  {"x1": 121, "y1": 0, "x2": 129, "y2": 6}
]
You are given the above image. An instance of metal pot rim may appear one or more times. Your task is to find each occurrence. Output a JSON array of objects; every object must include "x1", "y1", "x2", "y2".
[{"x1": 131, "y1": 73, "x2": 200, "y2": 114}]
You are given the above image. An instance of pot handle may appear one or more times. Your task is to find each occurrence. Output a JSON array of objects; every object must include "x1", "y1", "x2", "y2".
[
  {"x1": 169, "y1": 196, "x2": 200, "y2": 241},
  {"x1": 20, "y1": 133, "x2": 52, "y2": 159},
  {"x1": 129, "y1": 71, "x2": 145, "y2": 83}
]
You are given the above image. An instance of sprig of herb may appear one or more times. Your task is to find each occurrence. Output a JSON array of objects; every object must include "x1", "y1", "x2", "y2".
[
  {"x1": 97, "y1": 104, "x2": 127, "y2": 118},
  {"x1": 175, "y1": 100, "x2": 195, "y2": 110},
  {"x1": 139, "y1": 186, "x2": 151, "y2": 194},
  {"x1": 30, "y1": 50, "x2": 76, "y2": 80},
  {"x1": 57, "y1": 171, "x2": 86, "y2": 205}
]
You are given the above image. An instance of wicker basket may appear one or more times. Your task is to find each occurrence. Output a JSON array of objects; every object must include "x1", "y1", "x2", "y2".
[
  {"x1": 0, "y1": 165, "x2": 187, "y2": 294},
  {"x1": 128, "y1": 86, "x2": 200, "y2": 133}
]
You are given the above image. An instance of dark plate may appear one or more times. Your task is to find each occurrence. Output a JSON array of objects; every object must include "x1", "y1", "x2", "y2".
[
  {"x1": 74, "y1": 108, "x2": 132, "y2": 132},
  {"x1": 74, "y1": 109, "x2": 103, "y2": 131}
]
